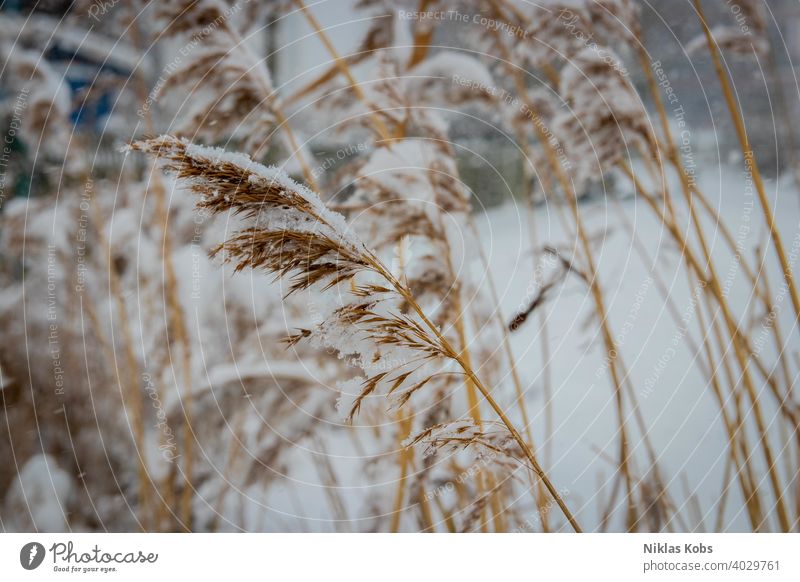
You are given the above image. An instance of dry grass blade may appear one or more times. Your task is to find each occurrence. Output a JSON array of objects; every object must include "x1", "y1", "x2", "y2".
[
  {"x1": 404, "y1": 419, "x2": 523, "y2": 464},
  {"x1": 508, "y1": 250, "x2": 577, "y2": 332}
]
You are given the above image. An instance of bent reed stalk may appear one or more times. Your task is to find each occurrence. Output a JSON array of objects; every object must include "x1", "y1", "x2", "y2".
[
  {"x1": 130, "y1": 135, "x2": 583, "y2": 533},
  {"x1": 694, "y1": 0, "x2": 800, "y2": 326}
]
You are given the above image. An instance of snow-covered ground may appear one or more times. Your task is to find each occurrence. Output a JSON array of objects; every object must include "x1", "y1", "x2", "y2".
[{"x1": 470, "y1": 165, "x2": 800, "y2": 531}]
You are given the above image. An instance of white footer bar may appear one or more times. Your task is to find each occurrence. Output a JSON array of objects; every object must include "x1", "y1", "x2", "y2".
[{"x1": 1, "y1": 533, "x2": 797, "y2": 580}]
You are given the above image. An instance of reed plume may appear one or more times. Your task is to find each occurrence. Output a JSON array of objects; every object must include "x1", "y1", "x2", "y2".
[{"x1": 130, "y1": 134, "x2": 583, "y2": 532}]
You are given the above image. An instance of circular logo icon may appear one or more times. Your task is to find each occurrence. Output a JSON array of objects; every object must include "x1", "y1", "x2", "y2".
[{"x1": 20, "y1": 542, "x2": 46, "y2": 570}]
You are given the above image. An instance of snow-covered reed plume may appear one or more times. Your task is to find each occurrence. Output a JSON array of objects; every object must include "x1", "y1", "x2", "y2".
[
  {"x1": 130, "y1": 134, "x2": 582, "y2": 532},
  {"x1": 0, "y1": 43, "x2": 78, "y2": 171},
  {"x1": 507, "y1": 2, "x2": 593, "y2": 71},
  {"x1": 486, "y1": 0, "x2": 639, "y2": 74},
  {"x1": 587, "y1": 0, "x2": 641, "y2": 42},
  {"x1": 129, "y1": 135, "x2": 454, "y2": 418},
  {"x1": 130, "y1": 137, "x2": 369, "y2": 285},
  {"x1": 553, "y1": 47, "x2": 651, "y2": 188},
  {"x1": 153, "y1": 0, "x2": 280, "y2": 155}
]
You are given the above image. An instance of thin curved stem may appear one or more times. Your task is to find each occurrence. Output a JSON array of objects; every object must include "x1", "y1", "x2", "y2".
[{"x1": 370, "y1": 259, "x2": 583, "y2": 532}]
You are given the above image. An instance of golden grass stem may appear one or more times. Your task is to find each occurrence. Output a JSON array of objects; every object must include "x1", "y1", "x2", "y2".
[
  {"x1": 715, "y1": 455, "x2": 734, "y2": 531},
  {"x1": 694, "y1": 0, "x2": 800, "y2": 325},
  {"x1": 406, "y1": 0, "x2": 434, "y2": 68},
  {"x1": 638, "y1": 43, "x2": 776, "y2": 321},
  {"x1": 293, "y1": 0, "x2": 392, "y2": 142},
  {"x1": 437, "y1": 219, "x2": 491, "y2": 531},
  {"x1": 373, "y1": 263, "x2": 583, "y2": 532},
  {"x1": 489, "y1": 35, "x2": 630, "y2": 530},
  {"x1": 620, "y1": 161, "x2": 791, "y2": 531},
  {"x1": 693, "y1": 270, "x2": 763, "y2": 530},
  {"x1": 535, "y1": 123, "x2": 637, "y2": 530},
  {"x1": 130, "y1": 17, "x2": 195, "y2": 529},
  {"x1": 88, "y1": 193, "x2": 150, "y2": 531},
  {"x1": 465, "y1": 214, "x2": 553, "y2": 531},
  {"x1": 390, "y1": 413, "x2": 413, "y2": 532}
]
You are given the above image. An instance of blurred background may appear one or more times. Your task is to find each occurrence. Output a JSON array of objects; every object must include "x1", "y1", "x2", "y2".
[{"x1": 1, "y1": 0, "x2": 799, "y2": 533}]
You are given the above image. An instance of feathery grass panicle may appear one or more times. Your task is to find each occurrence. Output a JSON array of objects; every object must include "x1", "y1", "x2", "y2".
[
  {"x1": 554, "y1": 47, "x2": 652, "y2": 189},
  {"x1": 129, "y1": 135, "x2": 366, "y2": 292},
  {"x1": 588, "y1": 0, "x2": 641, "y2": 41},
  {"x1": 132, "y1": 133, "x2": 583, "y2": 531},
  {"x1": 130, "y1": 135, "x2": 450, "y2": 416},
  {"x1": 404, "y1": 419, "x2": 521, "y2": 463}
]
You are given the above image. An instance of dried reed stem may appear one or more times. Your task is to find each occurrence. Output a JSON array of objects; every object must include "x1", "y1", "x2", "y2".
[
  {"x1": 88, "y1": 190, "x2": 150, "y2": 530},
  {"x1": 635, "y1": 42, "x2": 773, "y2": 529},
  {"x1": 694, "y1": 0, "x2": 800, "y2": 326},
  {"x1": 485, "y1": 26, "x2": 637, "y2": 526},
  {"x1": 430, "y1": 213, "x2": 493, "y2": 531},
  {"x1": 637, "y1": 43, "x2": 778, "y2": 320},
  {"x1": 130, "y1": 16, "x2": 195, "y2": 529},
  {"x1": 292, "y1": 0, "x2": 392, "y2": 142},
  {"x1": 152, "y1": 175, "x2": 195, "y2": 531},
  {"x1": 640, "y1": 29, "x2": 795, "y2": 490},
  {"x1": 621, "y1": 161, "x2": 791, "y2": 531},
  {"x1": 519, "y1": 95, "x2": 637, "y2": 530},
  {"x1": 406, "y1": 0, "x2": 435, "y2": 68},
  {"x1": 390, "y1": 412, "x2": 413, "y2": 532},
  {"x1": 375, "y1": 267, "x2": 582, "y2": 532},
  {"x1": 133, "y1": 135, "x2": 581, "y2": 532},
  {"x1": 692, "y1": 268, "x2": 763, "y2": 530},
  {"x1": 517, "y1": 142, "x2": 559, "y2": 531}
]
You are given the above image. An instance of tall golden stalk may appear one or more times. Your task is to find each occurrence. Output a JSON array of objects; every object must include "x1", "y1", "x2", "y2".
[
  {"x1": 504, "y1": 61, "x2": 638, "y2": 530},
  {"x1": 694, "y1": 0, "x2": 800, "y2": 324},
  {"x1": 131, "y1": 135, "x2": 582, "y2": 532},
  {"x1": 87, "y1": 181, "x2": 151, "y2": 530},
  {"x1": 620, "y1": 162, "x2": 791, "y2": 530},
  {"x1": 633, "y1": 32, "x2": 797, "y2": 530},
  {"x1": 478, "y1": 3, "x2": 645, "y2": 526},
  {"x1": 130, "y1": 16, "x2": 195, "y2": 531},
  {"x1": 292, "y1": 0, "x2": 393, "y2": 142},
  {"x1": 390, "y1": 412, "x2": 414, "y2": 532}
]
